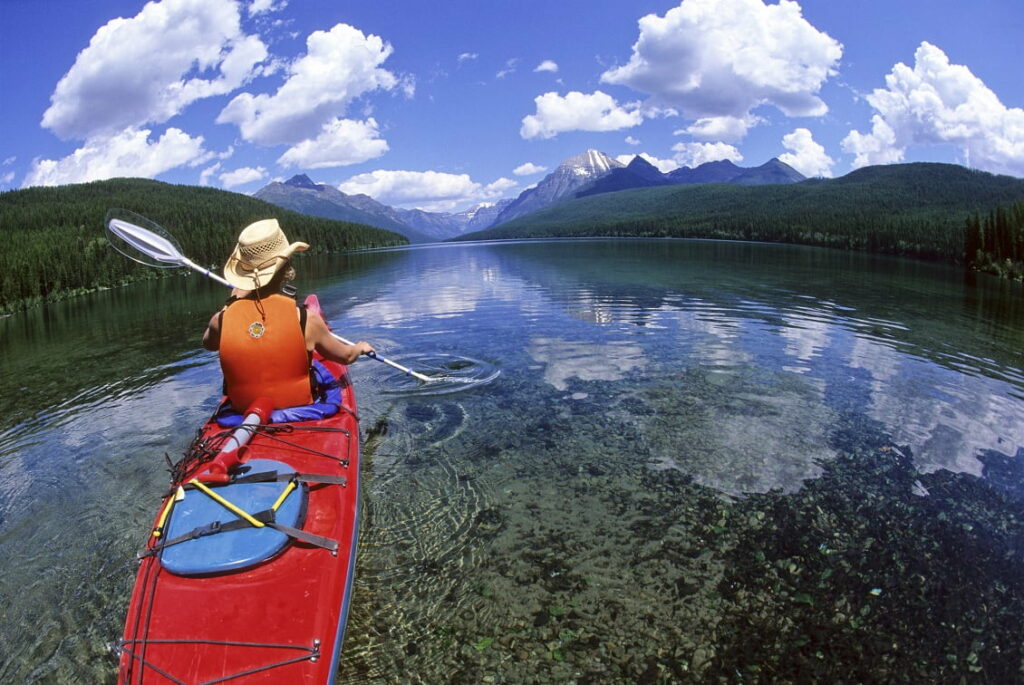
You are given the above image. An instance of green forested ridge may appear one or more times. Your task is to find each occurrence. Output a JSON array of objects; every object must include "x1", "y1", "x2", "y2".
[
  {"x1": 965, "y1": 201, "x2": 1024, "y2": 280},
  {"x1": 0, "y1": 177, "x2": 407, "y2": 313},
  {"x1": 459, "y1": 163, "x2": 1024, "y2": 274}
]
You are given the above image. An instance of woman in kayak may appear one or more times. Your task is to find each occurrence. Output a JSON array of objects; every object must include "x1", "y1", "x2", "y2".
[{"x1": 202, "y1": 218, "x2": 375, "y2": 411}]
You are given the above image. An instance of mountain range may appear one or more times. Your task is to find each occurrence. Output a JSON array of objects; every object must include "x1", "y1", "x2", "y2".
[
  {"x1": 255, "y1": 174, "x2": 512, "y2": 243},
  {"x1": 254, "y1": 150, "x2": 806, "y2": 242},
  {"x1": 456, "y1": 161, "x2": 1024, "y2": 269}
]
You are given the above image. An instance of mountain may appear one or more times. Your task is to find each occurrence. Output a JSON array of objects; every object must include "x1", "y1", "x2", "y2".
[
  {"x1": 576, "y1": 155, "x2": 805, "y2": 202},
  {"x1": 397, "y1": 199, "x2": 515, "y2": 239},
  {"x1": 667, "y1": 159, "x2": 745, "y2": 185},
  {"x1": 456, "y1": 162, "x2": 1024, "y2": 267},
  {"x1": 394, "y1": 208, "x2": 461, "y2": 241},
  {"x1": 576, "y1": 155, "x2": 672, "y2": 198},
  {"x1": 729, "y1": 158, "x2": 806, "y2": 185},
  {"x1": 256, "y1": 175, "x2": 511, "y2": 242},
  {"x1": 665, "y1": 158, "x2": 807, "y2": 186},
  {"x1": 255, "y1": 175, "x2": 433, "y2": 243},
  {"x1": 456, "y1": 199, "x2": 515, "y2": 233},
  {"x1": 492, "y1": 149, "x2": 623, "y2": 226}
]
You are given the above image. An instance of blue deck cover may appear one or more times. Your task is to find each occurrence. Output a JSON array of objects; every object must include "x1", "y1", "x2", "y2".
[{"x1": 160, "y1": 459, "x2": 306, "y2": 576}]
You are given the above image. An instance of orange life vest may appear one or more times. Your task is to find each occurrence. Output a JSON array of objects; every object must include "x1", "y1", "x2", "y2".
[{"x1": 219, "y1": 293, "x2": 313, "y2": 411}]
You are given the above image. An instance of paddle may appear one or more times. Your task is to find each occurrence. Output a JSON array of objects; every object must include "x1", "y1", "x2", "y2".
[{"x1": 105, "y1": 209, "x2": 434, "y2": 382}]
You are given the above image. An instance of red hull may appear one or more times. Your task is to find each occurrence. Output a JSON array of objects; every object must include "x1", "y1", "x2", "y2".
[{"x1": 117, "y1": 357, "x2": 360, "y2": 684}]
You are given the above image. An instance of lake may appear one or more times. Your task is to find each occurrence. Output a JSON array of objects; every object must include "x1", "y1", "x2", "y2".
[{"x1": 1, "y1": 238, "x2": 1022, "y2": 682}]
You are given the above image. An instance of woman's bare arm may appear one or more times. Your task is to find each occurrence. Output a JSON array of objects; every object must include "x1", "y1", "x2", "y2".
[
  {"x1": 202, "y1": 311, "x2": 221, "y2": 351},
  {"x1": 305, "y1": 312, "x2": 375, "y2": 364}
]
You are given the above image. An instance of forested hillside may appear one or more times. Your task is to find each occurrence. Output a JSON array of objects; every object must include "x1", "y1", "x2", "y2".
[
  {"x1": 460, "y1": 163, "x2": 1024, "y2": 272},
  {"x1": 0, "y1": 178, "x2": 407, "y2": 313}
]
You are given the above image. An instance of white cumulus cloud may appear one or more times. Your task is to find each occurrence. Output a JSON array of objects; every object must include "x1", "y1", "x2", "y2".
[
  {"x1": 615, "y1": 153, "x2": 679, "y2": 173},
  {"x1": 339, "y1": 170, "x2": 516, "y2": 212},
  {"x1": 842, "y1": 42, "x2": 1024, "y2": 176},
  {"x1": 601, "y1": 0, "x2": 841, "y2": 136},
  {"x1": 680, "y1": 114, "x2": 760, "y2": 143},
  {"x1": 520, "y1": 90, "x2": 642, "y2": 140},
  {"x1": 218, "y1": 23, "x2": 401, "y2": 146},
  {"x1": 780, "y1": 127, "x2": 834, "y2": 177},
  {"x1": 843, "y1": 116, "x2": 903, "y2": 168},
  {"x1": 458, "y1": 52, "x2": 478, "y2": 62},
  {"x1": 219, "y1": 166, "x2": 267, "y2": 188},
  {"x1": 42, "y1": 0, "x2": 266, "y2": 140},
  {"x1": 534, "y1": 60, "x2": 559, "y2": 73},
  {"x1": 671, "y1": 141, "x2": 743, "y2": 167},
  {"x1": 513, "y1": 162, "x2": 548, "y2": 176},
  {"x1": 24, "y1": 128, "x2": 209, "y2": 187},
  {"x1": 277, "y1": 117, "x2": 388, "y2": 168}
]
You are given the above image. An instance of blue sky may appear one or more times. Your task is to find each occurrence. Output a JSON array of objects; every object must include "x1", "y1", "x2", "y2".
[{"x1": 1, "y1": 0, "x2": 1022, "y2": 212}]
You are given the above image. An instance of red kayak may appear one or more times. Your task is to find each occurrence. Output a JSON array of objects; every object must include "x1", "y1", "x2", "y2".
[{"x1": 116, "y1": 295, "x2": 361, "y2": 684}]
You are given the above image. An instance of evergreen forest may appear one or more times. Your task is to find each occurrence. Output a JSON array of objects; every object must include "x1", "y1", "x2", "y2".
[
  {"x1": 964, "y1": 201, "x2": 1024, "y2": 280},
  {"x1": 0, "y1": 178, "x2": 407, "y2": 314},
  {"x1": 461, "y1": 163, "x2": 1024, "y2": 280}
]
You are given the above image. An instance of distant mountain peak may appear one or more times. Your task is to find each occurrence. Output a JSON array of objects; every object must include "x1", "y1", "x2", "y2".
[
  {"x1": 625, "y1": 155, "x2": 656, "y2": 170},
  {"x1": 666, "y1": 159, "x2": 744, "y2": 185},
  {"x1": 624, "y1": 155, "x2": 669, "y2": 183},
  {"x1": 729, "y1": 158, "x2": 805, "y2": 185},
  {"x1": 492, "y1": 149, "x2": 624, "y2": 226},
  {"x1": 283, "y1": 174, "x2": 323, "y2": 190},
  {"x1": 560, "y1": 149, "x2": 623, "y2": 176}
]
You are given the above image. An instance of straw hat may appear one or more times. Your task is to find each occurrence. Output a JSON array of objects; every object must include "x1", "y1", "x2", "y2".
[{"x1": 223, "y1": 219, "x2": 309, "y2": 289}]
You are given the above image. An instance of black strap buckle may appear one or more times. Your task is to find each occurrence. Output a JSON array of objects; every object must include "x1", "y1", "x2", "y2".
[{"x1": 192, "y1": 520, "x2": 222, "y2": 539}]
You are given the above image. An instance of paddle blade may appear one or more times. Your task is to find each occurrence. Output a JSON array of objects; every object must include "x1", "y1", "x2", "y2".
[{"x1": 105, "y1": 209, "x2": 186, "y2": 268}]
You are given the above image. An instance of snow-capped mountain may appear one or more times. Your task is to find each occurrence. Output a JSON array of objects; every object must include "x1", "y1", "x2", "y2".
[{"x1": 491, "y1": 149, "x2": 624, "y2": 226}]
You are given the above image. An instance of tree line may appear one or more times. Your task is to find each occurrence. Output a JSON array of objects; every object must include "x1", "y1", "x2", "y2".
[
  {"x1": 964, "y1": 201, "x2": 1024, "y2": 280},
  {"x1": 0, "y1": 178, "x2": 407, "y2": 314}
]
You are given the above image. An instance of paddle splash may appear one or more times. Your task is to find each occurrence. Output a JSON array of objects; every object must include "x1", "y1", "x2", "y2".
[{"x1": 379, "y1": 354, "x2": 500, "y2": 396}]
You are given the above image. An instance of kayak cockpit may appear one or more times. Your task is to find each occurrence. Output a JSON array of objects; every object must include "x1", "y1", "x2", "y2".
[{"x1": 214, "y1": 359, "x2": 348, "y2": 427}]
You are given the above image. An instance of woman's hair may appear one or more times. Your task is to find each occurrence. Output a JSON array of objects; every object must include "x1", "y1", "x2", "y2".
[{"x1": 254, "y1": 259, "x2": 295, "y2": 297}]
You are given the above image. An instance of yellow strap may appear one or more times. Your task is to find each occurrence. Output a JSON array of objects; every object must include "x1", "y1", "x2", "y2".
[
  {"x1": 271, "y1": 480, "x2": 297, "y2": 512},
  {"x1": 189, "y1": 479, "x2": 265, "y2": 528},
  {"x1": 152, "y1": 496, "x2": 176, "y2": 538}
]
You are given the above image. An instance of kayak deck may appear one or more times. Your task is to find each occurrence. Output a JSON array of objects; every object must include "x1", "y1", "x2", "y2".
[{"x1": 117, "y1": 358, "x2": 360, "y2": 684}]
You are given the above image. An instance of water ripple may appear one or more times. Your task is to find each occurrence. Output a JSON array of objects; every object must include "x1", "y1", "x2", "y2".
[{"x1": 380, "y1": 354, "x2": 501, "y2": 397}]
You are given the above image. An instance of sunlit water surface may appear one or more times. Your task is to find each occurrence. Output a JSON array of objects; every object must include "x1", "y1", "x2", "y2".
[{"x1": 1, "y1": 239, "x2": 1022, "y2": 681}]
